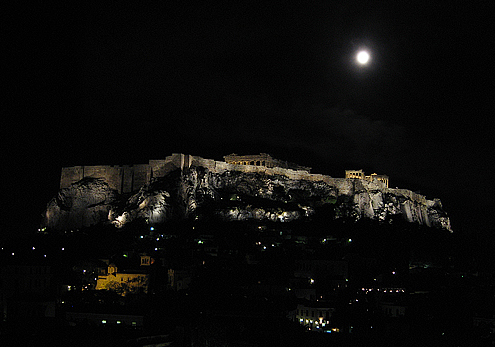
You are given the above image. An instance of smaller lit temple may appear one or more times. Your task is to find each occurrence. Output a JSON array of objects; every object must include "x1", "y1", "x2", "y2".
[{"x1": 345, "y1": 169, "x2": 389, "y2": 188}]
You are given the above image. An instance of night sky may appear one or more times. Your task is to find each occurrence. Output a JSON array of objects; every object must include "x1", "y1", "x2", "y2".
[{"x1": 3, "y1": 2, "x2": 493, "y2": 250}]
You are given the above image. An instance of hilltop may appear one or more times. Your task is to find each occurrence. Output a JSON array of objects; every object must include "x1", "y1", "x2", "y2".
[{"x1": 41, "y1": 154, "x2": 451, "y2": 232}]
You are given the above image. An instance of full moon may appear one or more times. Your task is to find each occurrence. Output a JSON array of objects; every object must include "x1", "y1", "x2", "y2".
[{"x1": 356, "y1": 51, "x2": 370, "y2": 64}]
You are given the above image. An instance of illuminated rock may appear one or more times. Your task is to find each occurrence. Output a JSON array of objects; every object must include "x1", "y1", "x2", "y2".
[
  {"x1": 42, "y1": 158, "x2": 452, "y2": 232},
  {"x1": 106, "y1": 166, "x2": 450, "y2": 231},
  {"x1": 42, "y1": 178, "x2": 118, "y2": 230}
]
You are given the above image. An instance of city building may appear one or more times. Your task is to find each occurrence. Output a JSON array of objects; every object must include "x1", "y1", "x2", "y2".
[
  {"x1": 288, "y1": 303, "x2": 336, "y2": 332},
  {"x1": 96, "y1": 262, "x2": 149, "y2": 296}
]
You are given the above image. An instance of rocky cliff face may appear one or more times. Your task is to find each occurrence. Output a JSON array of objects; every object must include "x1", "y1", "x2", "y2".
[
  {"x1": 42, "y1": 178, "x2": 118, "y2": 230},
  {"x1": 42, "y1": 166, "x2": 452, "y2": 232}
]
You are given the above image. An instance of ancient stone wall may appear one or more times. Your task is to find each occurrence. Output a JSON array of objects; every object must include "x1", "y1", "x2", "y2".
[
  {"x1": 150, "y1": 153, "x2": 193, "y2": 178},
  {"x1": 132, "y1": 164, "x2": 152, "y2": 190},
  {"x1": 60, "y1": 154, "x2": 190, "y2": 193},
  {"x1": 121, "y1": 166, "x2": 134, "y2": 194},
  {"x1": 60, "y1": 166, "x2": 84, "y2": 188},
  {"x1": 60, "y1": 164, "x2": 150, "y2": 194},
  {"x1": 60, "y1": 153, "x2": 394, "y2": 195}
]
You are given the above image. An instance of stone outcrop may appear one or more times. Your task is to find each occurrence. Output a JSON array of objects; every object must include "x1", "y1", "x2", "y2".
[
  {"x1": 42, "y1": 178, "x2": 118, "y2": 230},
  {"x1": 42, "y1": 162, "x2": 452, "y2": 232}
]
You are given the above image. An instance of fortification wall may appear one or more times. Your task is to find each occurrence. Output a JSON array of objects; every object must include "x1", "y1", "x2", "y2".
[
  {"x1": 133, "y1": 164, "x2": 152, "y2": 189},
  {"x1": 60, "y1": 163, "x2": 151, "y2": 194},
  {"x1": 387, "y1": 188, "x2": 427, "y2": 204},
  {"x1": 60, "y1": 154, "x2": 329, "y2": 194},
  {"x1": 82, "y1": 166, "x2": 120, "y2": 192},
  {"x1": 60, "y1": 166, "x2": 84, "y2": 188},
  {"x1": 121, "y1": 166, "x2": 133, "y2": 193},
  {"x1": 149, "y1": 153, "x2": 193, "y2": 178},
  {"x1": 119, "y1": 164, "x2": 152, "y2": 193},
  {"x1": 60, "y1": 153, "x2": 395, "y2": 198}
]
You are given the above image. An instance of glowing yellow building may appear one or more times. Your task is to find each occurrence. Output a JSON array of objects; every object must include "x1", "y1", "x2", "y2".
[
  {"x1": 96, "y1": 263, "x2": 149, "y2": 296},
  {"x1": 345, "y1": 170, "x2": 389, "y2": 188}
]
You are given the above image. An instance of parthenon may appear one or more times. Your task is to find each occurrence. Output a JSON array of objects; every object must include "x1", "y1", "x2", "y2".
[{"x1": 223, "y1": 153, "x2": 311, "y2": 172}]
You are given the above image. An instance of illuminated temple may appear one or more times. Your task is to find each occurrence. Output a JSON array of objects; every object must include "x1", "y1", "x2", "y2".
[
  {"x1": 345, "y1": 169, "x2": 389, "y2": 188},
  {"x1": 223, "y1": 153, "x2": 312, "y2": 172}
]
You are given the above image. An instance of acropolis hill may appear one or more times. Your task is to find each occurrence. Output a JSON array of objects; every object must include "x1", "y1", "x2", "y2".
[
  {"x1": 60, "y1": 153, "x2": 388, "y2": 193},
  {"x1": 46, "y1": 153, "x2": 451, "y2": 232}
]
